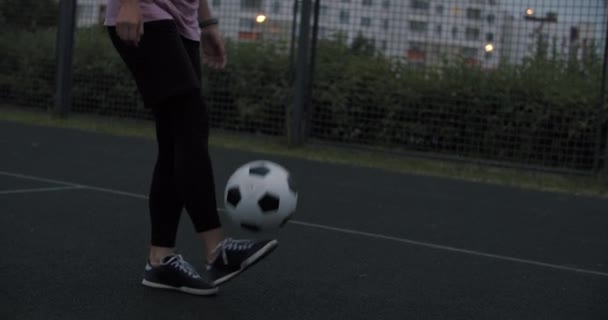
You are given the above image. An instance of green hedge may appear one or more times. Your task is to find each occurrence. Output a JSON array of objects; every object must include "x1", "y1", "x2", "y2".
[
  {"x1": 310, "y1": 38, "x2": 605, "y2": 170},
  {"x1": 0, "y1": 27, "x2": 605, "y2": 170}
]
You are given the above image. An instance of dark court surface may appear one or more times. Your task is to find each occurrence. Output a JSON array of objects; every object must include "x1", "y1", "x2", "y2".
[{"x1": 1, "y1": 120, "x2": 607, "y2": 320}]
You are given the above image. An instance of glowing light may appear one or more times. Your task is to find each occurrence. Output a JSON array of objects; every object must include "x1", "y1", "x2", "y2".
[
  {"x1": 485, "y1": 44, "x2": 494, "y2": 52},
  {"x1": 256, "y1": 15, "x2": 267, "y2": 23},
  {"x1": 526, "y1": 8, "x2": 534, "y2": 16}
]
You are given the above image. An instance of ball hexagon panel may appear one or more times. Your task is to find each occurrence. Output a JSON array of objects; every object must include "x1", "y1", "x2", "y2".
[
  {"x1": 226, "y1": 186, "x2": 241, "y2": 207},
  {"x1": 257, "y1": 192, "x2": 280, "y2": 213},
  {"x1": 249, "y1": 165, "x2": 270, "y2": 177}
]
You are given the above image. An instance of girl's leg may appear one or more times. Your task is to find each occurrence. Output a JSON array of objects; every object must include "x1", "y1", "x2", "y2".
[
  {"x1": 147, "y1": 104, "x2": 185, "y2": 264},
  {"x1": 107, "y1": 20, "x2": 218, "y2": 295},
  {"x1": 177, "y1": 38, "x2": 227, "y2": 256},
  {"x1": 163, "y1": 88, "x2": 224, "y2": 245}
]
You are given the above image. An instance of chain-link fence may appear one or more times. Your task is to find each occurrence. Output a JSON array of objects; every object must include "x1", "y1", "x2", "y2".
[
  {"x1": 308, "y1": 0, "x2": 608, "y2": 172},
  {"x1": 1, "y1": 0, "x2": 607, "y2": 174},
  {"x1": 66, "y1": 0, "x2": 295, "y2": 127},
  {"x1": 203, "y1": 0, "x2": 295, "y2": 136}
]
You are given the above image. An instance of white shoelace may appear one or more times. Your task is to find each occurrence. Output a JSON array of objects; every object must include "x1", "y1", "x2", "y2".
[
  {"x1": 213, "y1": 238, "x2": 254, "y2": 265},
  {"x1": 168, "y1": 255, "x2": 201, "y2": 279}
]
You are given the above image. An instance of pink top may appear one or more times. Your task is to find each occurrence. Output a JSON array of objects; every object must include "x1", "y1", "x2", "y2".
[{"x1": 104, "y1": 0, "x2": 200, "y2": 41}]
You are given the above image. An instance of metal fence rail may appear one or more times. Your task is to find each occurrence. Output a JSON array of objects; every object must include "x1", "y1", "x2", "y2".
[{"x1": 0, "y1": 0, "x2": 607, "y2": 174}]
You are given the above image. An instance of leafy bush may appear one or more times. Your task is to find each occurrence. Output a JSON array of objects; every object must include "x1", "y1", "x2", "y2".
[
  {"x1": 309, "y1": 38, "x2": 605, "y2": 170},
  {"x1": 0, "y1": 27, "x2": 605, "y2": 170}
]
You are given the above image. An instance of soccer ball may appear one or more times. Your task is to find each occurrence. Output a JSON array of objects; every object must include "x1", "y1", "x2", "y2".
[{"x1": 223, "y1": 160, "x2": 298, "y2": 232}]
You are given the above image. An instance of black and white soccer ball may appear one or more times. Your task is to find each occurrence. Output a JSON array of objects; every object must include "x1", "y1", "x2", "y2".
[{"x1": 224, "y1": 160, "x2": 298, "y2": 232}]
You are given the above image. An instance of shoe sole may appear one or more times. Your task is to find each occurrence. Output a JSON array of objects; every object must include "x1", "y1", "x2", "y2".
[
  {"x1": 212, "y1": 239, "x2": 278, "y2": 286},
  {"x1": 141, "y1": 279, "x2": 219, "y2": 296}
]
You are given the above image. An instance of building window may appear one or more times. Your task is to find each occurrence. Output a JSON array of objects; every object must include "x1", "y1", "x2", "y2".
[
  {"x1": 239, "y1": 31, "x2": 259, "y2": 40},
  {"x1": 361, "y1": 17, "x2": 371, "y2": 27},
  {"x1": 212, "y1": 0, "x2": 221, "y2": 7},
  {"x1": 408, "y1": 41, "x2": 427, "y2": 61},
  {"x1": 320, "y1": 5, "x2": 330, "y2": 16},
  {"x1": 339, "y1": 10, "x2": 350, "y2": 24},
  {"x1": 436, "y1": 24, "x2": 442, "y2": 35},
  {"x1": 239, "y1": 18, "x2": 255, "y2": 29},
  {"x1": 240, "y1": 0, "x2": 262, "y2": 10},
  {"x1": 272, "y1": 1, "x2": 280, "y2": 14},
  {"x1": 465, "y1": 27, "x2": 480, "y2": 40},
  {"x1": 410, "y1": 0, "x2": 430, "y2": 11},
  {"x1": 452, "y1": 26, "x2": 458, "y2": 39},
  {"x1": 486, "y1": 33, "x2": 494, "y2": 42},
  {"x1": 383, "y1": 19, "x2": 389, "y2": 30},
  {"x1": 487, "y1": 14, "x2": 495, "y2": 24},
  {"x1": 381, "y1": 40, "x2": 387, "y2": 50},
  {"x1": 466, "y1": 8, "x2": 482, "y2": 20},
  {"x1": 435, "y1": 5, "x2": 444, "y2": 15},
  {"x1": 382, "y1": 0, "x2": 390, "y2": 9},
  {"x1": 362, "y1": 0, "x2": 373, "y2": 6},
  {"x1": 409, "y1": 20, "x2": 428, "y2": 32}
]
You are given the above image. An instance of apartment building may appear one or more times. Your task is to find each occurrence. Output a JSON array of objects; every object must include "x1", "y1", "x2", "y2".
[
  {"x1": 212, "y1": 0, "x2": 505, "y2": 68},
  {"x1": 73, "y1": 0, "x2": 605, "y2": 68},
  {"x1": 210, "y1": 0, "x2": 295, "y2": 42},
  {"x1": 388, "y1": 0, "x2": 504, "y2": 68}
]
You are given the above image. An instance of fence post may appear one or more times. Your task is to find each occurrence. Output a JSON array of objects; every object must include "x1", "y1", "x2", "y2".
[
  {"x1": 53, "y1": 0, "x2": 77, "y2": 117},
  {"x1": 596, "y1": 14, "x2": 608, "y2": 174},
  {"x1": 303, "y1": 0, "x2": 321, "y2": 141},
  {"x1": 289, "y1": 0, "x2": 313, "y2": 146}
]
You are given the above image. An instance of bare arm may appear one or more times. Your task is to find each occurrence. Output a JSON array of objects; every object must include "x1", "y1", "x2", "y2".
[
  {"x1": 199, "y1": 0, "x2": 213, "y2": 21},
  {"x1": 198, "y1": 0, "x2": 226, "y2": 69}
]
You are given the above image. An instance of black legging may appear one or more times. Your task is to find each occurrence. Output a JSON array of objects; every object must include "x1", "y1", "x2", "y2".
[
  {"x1": 149, "y1": 89, "x2": 221, "y2": 248},
  {"x1": 107, "y1": 21, "x2": 220, "y2": 247}
]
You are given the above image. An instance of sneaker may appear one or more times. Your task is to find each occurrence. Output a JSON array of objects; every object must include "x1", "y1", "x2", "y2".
[
  {"x1": 141, "y1": 254, "x2": 218, "y2": 296},
  {"x1": 206, "y1": 238, "x2": 278, "y2": 286}
]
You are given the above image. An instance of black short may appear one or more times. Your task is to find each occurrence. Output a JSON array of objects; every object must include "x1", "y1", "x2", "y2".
[{"x1": 107, "y1": 20, "x2": 201, "y2": 108}]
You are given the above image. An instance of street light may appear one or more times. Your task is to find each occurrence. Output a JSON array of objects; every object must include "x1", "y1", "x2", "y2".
[
  {"x1": 256, "y1": 14, "x2": 267, "y2": 23},
  {"x1": 524, "y1": 10, "x2": 557, "y2": 23},
  {"x1": 525, "y1": 8, "x2": 534, "y2": 16},
  {"x1": 485, "y1": 43, "x2": 495, "y2": 53}
]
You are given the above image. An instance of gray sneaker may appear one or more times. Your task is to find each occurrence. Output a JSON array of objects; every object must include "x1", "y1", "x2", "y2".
[
  {"x1": 206, "y1": 238, "x2": 278, "y2": 286},
  {"x1": 142, "y1": 254, "x2": 218, "y2": 296}
]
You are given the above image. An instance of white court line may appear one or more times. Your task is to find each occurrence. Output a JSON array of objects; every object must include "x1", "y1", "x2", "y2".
[
  {"x1": 289, "y1": 221, "x2": 608, "y2": 278},
  {"x1": 1, "y1": 170, "x2": 607, "y2": 278},
  {"x1": 0, "y1": 171, "x2": 81, "y2": 187},
  {"x1": 0, "y1": 186, "x2": 83, "y2": 195}
]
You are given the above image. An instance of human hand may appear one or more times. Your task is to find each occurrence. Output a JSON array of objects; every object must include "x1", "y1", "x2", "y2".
[
  {"x1": 116, "y1": 0, "x2": 144, "y2": 46},
  {"x1": 200, "y1": 25, "x2": 227, "y2": 69}
]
